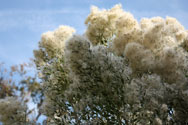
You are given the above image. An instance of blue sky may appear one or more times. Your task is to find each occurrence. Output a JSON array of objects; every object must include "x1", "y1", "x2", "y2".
[{"x1": 0, "y1": 0, "x2": 188, "y2": 66}]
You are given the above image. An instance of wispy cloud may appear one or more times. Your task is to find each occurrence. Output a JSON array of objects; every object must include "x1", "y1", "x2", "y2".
[
  {"x1": 0, "y1": 7, "x2": 88, "y2": 66},
  {"x1": 0, "y1": 8, "x2": 88, "y2": 32}
]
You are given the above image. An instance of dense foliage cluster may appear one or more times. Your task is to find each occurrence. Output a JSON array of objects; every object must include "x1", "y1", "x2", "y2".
[{"x1": 1, "y1": 4, "x2": 188, "y2": 124}]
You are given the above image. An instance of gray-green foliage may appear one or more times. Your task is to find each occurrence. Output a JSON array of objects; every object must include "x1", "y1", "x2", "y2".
[
  {"x1": 64, "y1": 35, "x2": 188, "y2": 124},
  {"x1": 33, "y1": 4, "x2": 188, "y2": 125}
]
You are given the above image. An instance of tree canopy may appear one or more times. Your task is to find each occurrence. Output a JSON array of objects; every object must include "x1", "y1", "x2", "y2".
[{"x1": 1, "y1": 4, "x2": 188, "y2": 125}]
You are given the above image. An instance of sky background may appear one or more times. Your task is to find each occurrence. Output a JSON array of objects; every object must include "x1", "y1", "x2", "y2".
[{"x1": 0, "y1": 0, "x2": 188, "y2": 67}]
